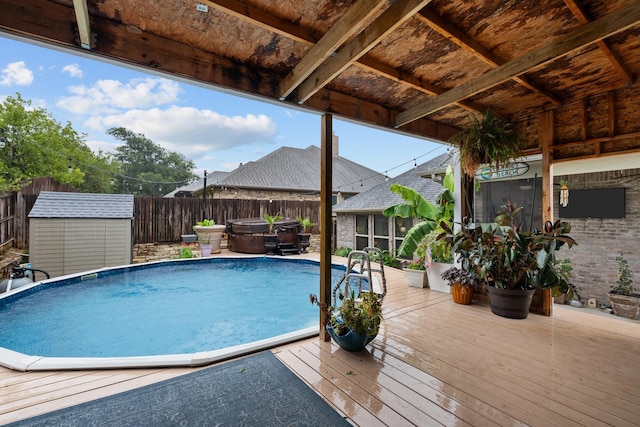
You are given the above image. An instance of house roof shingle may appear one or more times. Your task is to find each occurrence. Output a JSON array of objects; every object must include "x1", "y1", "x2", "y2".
[
  {"x1": 167, "y1": 145, "x2": 385, "y2": 196},
  {"x1": 28, "y1": 191, "x2": 134, "y2": 219},
  {"x1": 333, "y1": 151, "x2": 456, "y2": 213}
]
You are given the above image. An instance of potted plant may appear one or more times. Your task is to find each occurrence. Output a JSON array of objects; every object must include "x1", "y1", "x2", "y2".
[
  {"x1": 440, "y1": 266, "x2": 480, "y2": 305},
  {"x1": 425, "y1": 222, "x2": 454, "y2": 293},
  {"x1": 263, "y1": 212, "x2": 282, "y2": 254},
  {"x1": 450, "y1": 202, "x2": 577, "y2": 319},
  {"x1": 296, "y1": 216, "x2": 315, "y2": 253},
  {"x1": 449, "y1": 109, "x2": 525, "y2": 176},
  {"x1": 404, "y1": 239, "x2": 427, "y2": 288},
  {"x1": 193, "y1": 219, "x2": 226, "y2": 256},
  {"x1": 383, "y1": 166, "x2": 455, "y2": 290},
  {"x1": 608, "y1": 255, "x2": 639, "y2": 320},
  {"x1": 309, "y1": 288, "x2": 382, "y2": 352}
]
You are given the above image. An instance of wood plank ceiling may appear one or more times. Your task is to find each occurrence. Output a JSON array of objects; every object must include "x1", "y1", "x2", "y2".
[{"x1": 1, "y1": 0, "x2": 639, "y2": 160}]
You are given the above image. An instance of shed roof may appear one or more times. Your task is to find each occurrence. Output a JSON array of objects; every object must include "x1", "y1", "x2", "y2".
[
  {"x1": 29, "y1": 192, "x2": 134, "y2": 219},
  {"x1": 333, "y1": 151, "x2": 454, "y2": 212}
]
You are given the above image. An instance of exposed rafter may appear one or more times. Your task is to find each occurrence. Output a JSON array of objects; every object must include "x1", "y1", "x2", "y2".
[
  {"x1": 277, "y1": 0, "x2": 389, "y2": 101},
  {"x1": 563, "y1": 0, "x2": 634, "y2": 84},
  {"x1": 395, "y1": 2, "x2": 640, "y2": 127},
  {"x1": 72, "y1": 0, "x2": 91, "y2": 49},
  {"x1": 295, "y1": 0, "x2": 433, "y2": 103},
  {"x1": 416, "y1": 9, "x2": 562, "y2": 106}
]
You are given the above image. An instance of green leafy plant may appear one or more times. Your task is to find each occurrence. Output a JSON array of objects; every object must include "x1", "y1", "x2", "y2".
[
  {"x1": 448, "y1": 202, "x2": 577, "y2": 292},
  {"x1": 382, "y1": 165, "x2": 454, "y2": 258},
  {"x1": 310, "y1": 289, "x2": 382, "y2": 337},
  {"x1": 196, "y1": 219, "x2": 215, "y2": 226},
  {"x1": 264, "y1": 212, "x2": 282, "y2": 234},
  {"x1": 369, "y1": 249, "x2": 402, "y2": 269},
  {"x1": 334, "y1": 247, "x2": 353, "y2": 257},
  {"x1": 296, "y1": 216, "x2": 316, "y2": 233},
  {"x1": 426, "y1": 222, "x2": 454, "y2": 263},
  {"x1": 450, "y1": 109, "x2": 525, "y2": 176},
  {"x1": 179, "y1": 243, "x2": 195, "y2": 259},
  {"x1": 611, "y1": 255, "x2": 635, "y2": 296}
]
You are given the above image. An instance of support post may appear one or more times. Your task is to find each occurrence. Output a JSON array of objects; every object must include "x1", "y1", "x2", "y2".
[
  {"x1": 539, "y1": 110, "x2": 555, "y2": 316},
  {"x1": 202, "y1": 170, "x2": 207, "y2": 221},
  {"x1": 320, "y1": 114, "x2": 333, "y2": 341}
]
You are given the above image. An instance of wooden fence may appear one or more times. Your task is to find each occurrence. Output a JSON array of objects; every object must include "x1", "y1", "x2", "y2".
[{"x1": 1, "y1": 186, "x2": 322, "y2": 248}]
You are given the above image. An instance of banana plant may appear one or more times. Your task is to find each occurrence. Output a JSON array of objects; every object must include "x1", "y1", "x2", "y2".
[{"x1": 383, "y1": 166, "x2": 454, "y2": 257}]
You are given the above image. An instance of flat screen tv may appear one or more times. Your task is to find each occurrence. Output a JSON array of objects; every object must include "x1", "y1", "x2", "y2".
[{"x1": 559, "y1": 188, "x2": 625, "y2": 218}]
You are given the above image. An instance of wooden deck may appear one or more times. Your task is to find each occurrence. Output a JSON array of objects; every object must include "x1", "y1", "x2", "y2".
[{"x1": 1, "y1": 263, "x2": 639, "y2": 426}]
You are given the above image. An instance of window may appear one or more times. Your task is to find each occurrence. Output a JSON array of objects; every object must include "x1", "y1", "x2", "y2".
[
  {"x1": 355, "y1": 215, "x2": 369, "y2": 250},
  {"x1": 373, "y1": 215, "x2": 389, "y2": 251},
  {"x1": 394, "y1": 217, "x2": 412, "y2": 259}
]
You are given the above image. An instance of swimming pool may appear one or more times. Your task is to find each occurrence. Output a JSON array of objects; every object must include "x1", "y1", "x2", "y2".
[{"x1": 0, "y1": 256, "x2": 346, "y2": 371}]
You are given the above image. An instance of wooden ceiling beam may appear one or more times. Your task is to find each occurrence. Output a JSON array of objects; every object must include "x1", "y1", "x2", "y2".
[
  {"x1": 203, "y1": 0, "x2": 318, "y2": 45},
  {"x1": 0, "y1": 0, "x2": 458, "y2": 143},
  {"x1": 563, "y1": 0, "x2": 634, "y2": 84},
  {"x1": 72, "y1": 0, "x2": 91, "y2": 49},
  {"x1": 395, "y1": 2, "x2": 640, "y2": 127},
  {"x1": 208, "y1": 0, "x2": 476, "y2": 112},
  {"x1": 296, "y1": 0, "x2": 433, "y2": 104},
  {"x1": 277, "y1": 0, "x2": 389, "y2": 101},
  {"x1": 357, "y1": 56, "x2": 481, "y2": 113},
  {"x1": 417, "y1": 9, "x2": 561, "y2": 106}
]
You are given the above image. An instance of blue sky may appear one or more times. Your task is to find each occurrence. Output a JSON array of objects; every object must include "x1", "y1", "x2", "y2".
[{"x1": 0, "y1": 34, "x2": 447, "y2": 179}]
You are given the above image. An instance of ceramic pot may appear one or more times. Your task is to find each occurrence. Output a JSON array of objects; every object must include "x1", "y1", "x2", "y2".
[
  {"x1": 451, "y1": 282, "x2": 474, "y2": 305},
  {"x1": 326, "y1": 324, "x2": 376, "y2": 352}
]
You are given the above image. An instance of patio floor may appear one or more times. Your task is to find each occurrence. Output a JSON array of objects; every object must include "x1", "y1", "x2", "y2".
[{"x1": 1, "y1": 255, "x2": 639, "y2": 426}]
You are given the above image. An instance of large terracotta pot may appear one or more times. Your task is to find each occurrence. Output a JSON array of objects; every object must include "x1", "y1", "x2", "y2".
[
  {"x1": 451, "y1": 282, "x2": 474, "y2": 305},
  {"x1": 487, "y1": 286, "x2": 535, "y2": 319}
]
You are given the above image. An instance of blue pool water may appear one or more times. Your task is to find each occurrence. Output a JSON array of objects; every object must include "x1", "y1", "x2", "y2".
[{"x1": 0, "y1": 257, "x2": 346, "y2": 358}]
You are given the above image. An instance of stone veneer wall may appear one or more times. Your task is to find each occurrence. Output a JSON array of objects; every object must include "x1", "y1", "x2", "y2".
[
  {"x1": 335, "y1": 213, "x2": 355, "y2": 250},
  {"x1": 210, "y1": 188, "x2": 319, "y2": 201},
  {"x1": 554, "y1": 168, "x2": 639, "y2": 306}
]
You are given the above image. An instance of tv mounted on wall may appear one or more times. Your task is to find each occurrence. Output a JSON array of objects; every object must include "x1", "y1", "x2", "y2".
[{"x1": 559, "y1": 188, "x2": 625, "y2": 218}]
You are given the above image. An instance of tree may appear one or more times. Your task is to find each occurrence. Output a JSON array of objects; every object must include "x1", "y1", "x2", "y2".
[
  {"x1": 108, "y1": 127, "x2": 197, "y2": 196},
  {"x1": 0, "y1": 94, "x2": 116, "y2": 193}
]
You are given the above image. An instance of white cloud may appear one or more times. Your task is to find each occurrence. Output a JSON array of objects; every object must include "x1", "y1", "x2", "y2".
[
  {"x1": 95, "y1": 106, "x2": 277, "y2": 160},
  {"x1": 62, "y1": 63, "x2": 83, "y2": 78},
  {"x1": 0, "y1": 61, "x2": 34, "y2": 86},
  {"x1": 56, "y1": 77, "x2": 181, "y2": 114}
]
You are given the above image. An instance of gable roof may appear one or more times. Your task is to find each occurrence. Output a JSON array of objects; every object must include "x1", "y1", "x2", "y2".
[
  {"x1": 333, "y1": 151, "x2": 455, "y2": 213},
  {"x1": 164, "y1": 171, "x2": 231, "y2": 197},
  {"x1": 29, "y1": 192, "x2": 134, "y2": 219},
  {"x1": 168, "y1": 145, "x2": 384, "y2": 196}
]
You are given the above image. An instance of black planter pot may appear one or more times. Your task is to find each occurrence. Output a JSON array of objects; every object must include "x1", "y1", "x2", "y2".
[
  {"x1": 264, "y1": 234, "x2": 278, "y2": 254},
  {"x1": 487, "y1": 286, "x2": 535, "y2": 319},
  {"x1": 297, "y1": 233, "x2": 311, "y2": 253}
]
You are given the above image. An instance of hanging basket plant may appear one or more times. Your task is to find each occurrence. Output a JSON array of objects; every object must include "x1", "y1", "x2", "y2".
[{"x1": 450, "y1": 109, "x2": 525, "y2": 176}]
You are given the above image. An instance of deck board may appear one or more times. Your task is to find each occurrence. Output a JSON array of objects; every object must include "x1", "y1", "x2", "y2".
[{"x1": 1, "y1": 259, "x2": 639, "y2": 426}]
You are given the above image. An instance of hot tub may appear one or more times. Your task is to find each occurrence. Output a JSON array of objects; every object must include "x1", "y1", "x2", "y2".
[{"x1": 226, "y1": 217, "x2": 299, "y2": 254}]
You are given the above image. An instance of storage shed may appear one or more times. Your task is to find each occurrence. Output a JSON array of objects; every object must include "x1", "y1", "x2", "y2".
[{"x1": 28, "y1": 191, "x2": 134, "y2": 278}]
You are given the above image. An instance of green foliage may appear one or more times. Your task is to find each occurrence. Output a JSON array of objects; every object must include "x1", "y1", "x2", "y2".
[
  {"x1": 369, "y1": 249, "x2": 402, "y2": 269},
  {"x1": 179, "y1": 243, "x2": 195, "y2": 258},
  {"x1": 296, "y1": 216, "x2": 316, "y2": 233},
  {"x1": 611, "y1": 255, "x2": 635, "y2": 296},
  {"x1": 382, "y1": 166, "x2": 455, "y2": 258},
  {"x1": 450, "y1": 110, "x2": 525, "y2": 176},
  {"x1": 449, "y1": 202, "x2": 577, "y2": 292},
  {"x1": 108, "y1": 127, "x2": 197, "y2": 196},
  {"x1": 426, "y1": 222, "x2": 454, "y2": 263},
  {"x1": 0, "y1": 94, "x2": 116, "y2": 193},
  {"x1": 310, "y1": 289, "x2": 382, "y2": 337},
  {"x1": 333, "y1": 247, "x2": 353, "y2": 257},
  {"x1": 196, "y1": 219, "x2": 216, "y2": 226},
  {"x1": 263, "y1": 212, "x2": 282, "y2": 234}
]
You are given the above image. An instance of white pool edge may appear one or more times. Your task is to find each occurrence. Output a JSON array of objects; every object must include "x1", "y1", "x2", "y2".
[
  {"x1": 0, "y1": 326, "x2": 319, "y2": 371},
  {"x1": 0, "y1": 255, "x2": 335, "y2": 372}
]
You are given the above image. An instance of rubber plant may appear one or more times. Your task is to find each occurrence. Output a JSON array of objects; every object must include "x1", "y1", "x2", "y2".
[{"x1": 450, "y1": 109, "x2": 525, "y2": 176}]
